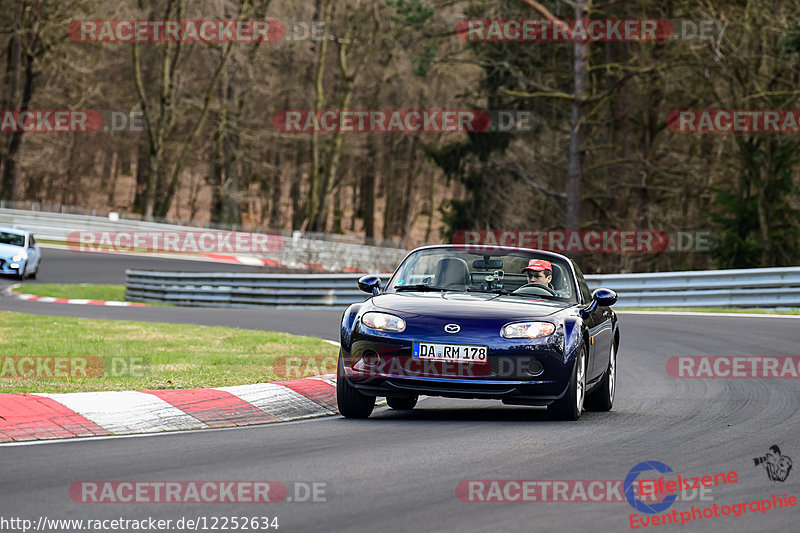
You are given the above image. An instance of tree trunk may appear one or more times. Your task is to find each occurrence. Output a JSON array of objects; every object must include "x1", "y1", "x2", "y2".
[
  {"x1": 107, "y1": 152, "x2": 120, "y2": 205},
  {"x1": 382, "y1": 135, "x2": 398, "y2": 241},
  {"x1": 332, "y1": 183, "x2": 344, "y2": 234},
  {"x1": 306, "y1": 0, "x2": 334, "y2": 228},
  {"x1": 0, "y1": 0, "x2": 37, "y2": 202},
  {"x1": 269, "y1": 149, "x2": 282, "y2": 228},
  {"x1": 309, "y1": 2, "x2": 379, "y2": 232},
  {"x1": 424, "y1": 170, "x2": 435, "y2": 243},
  {"x1": 291, "y1": 148, "x2": 306, "y2": 230},
  {"x1": 565, "y1": 0, "x2": 587, "y2": 230},
  {"x1": 133, "y1": 140, "x2": 149, "y2": 212},
  {"x1": 360, "y1": 140, "x2": 376, "y2": 241},
  {"x1": 400, "y1": 135, "x2": 420, "y2": 246},
  {"x1": 210, "y1": 64, "x2": 242, "y2": 226}
]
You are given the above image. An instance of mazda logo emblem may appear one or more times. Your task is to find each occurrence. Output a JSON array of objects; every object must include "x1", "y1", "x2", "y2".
[{"x1": 444, "y1": 324, "x2": 461, "y2": 333}]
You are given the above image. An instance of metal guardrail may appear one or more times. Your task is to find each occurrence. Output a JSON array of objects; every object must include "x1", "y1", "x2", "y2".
[
  {"x1": 125, "y1": 270, "x2": 392, "y2": 307},
  {"x1": 585, "y1": 267, "x2": 800, "y2": 308},
  {"x1": 0, "y1": 207, "x2": 408, "y2": 273},
  {"x1": 126, "y1": 267, "x2": 800, "y2": 309}
]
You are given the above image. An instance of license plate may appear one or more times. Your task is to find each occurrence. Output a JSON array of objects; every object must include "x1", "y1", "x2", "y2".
[{"x1": 412, "y1": 342, "x2": 488, "y2": 364}]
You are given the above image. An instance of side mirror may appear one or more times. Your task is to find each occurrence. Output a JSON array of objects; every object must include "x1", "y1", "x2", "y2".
[
  {"x1": 592, "y1": 288, "x2": 618, "y2": 307},
  {"x1": 580, "y1": 288, "x2": 617, "y2": 318},
  {"x1": 358, "y1": 275, "x2": 382, "y2": 296}
]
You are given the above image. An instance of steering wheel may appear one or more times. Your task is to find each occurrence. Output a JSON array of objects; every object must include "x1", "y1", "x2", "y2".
[{"x1": 513, "y1": 283, "x2": 556, "y2": 296}]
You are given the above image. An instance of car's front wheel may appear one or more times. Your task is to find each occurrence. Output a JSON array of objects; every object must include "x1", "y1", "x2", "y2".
[
  {"x1": 337, "y1": 354, "x2": 375, "y2": 418},
  {"x1": 547, "y1": 345, "x2": 586, "y2": 421},
  {"x1": 585, "y1": 342, "x2": 616, "y2": 412},
  {"x1": 386, "y1": 394, "x2": 418, "y2": 410}
]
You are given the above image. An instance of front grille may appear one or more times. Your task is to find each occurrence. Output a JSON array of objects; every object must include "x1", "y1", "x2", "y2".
[{"x1": 386, "y1": 378, "x2": 517, "y2": 396}]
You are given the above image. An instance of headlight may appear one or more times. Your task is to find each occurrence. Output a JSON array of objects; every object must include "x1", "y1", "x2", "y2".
[
  {"x1": 12, "y1": 255, "x2": 25, "y2": 262},
  {"x1": 362, "y1": 312, "x2": 406, "y2": 332},
  {"x1": 501, "y1": 321, "x2": 555, "y2": 339}
]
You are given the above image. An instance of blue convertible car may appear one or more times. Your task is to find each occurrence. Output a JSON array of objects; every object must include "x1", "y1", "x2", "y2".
[{"x1": 337, "y1": 245, "x2": 619, "y2": 421}]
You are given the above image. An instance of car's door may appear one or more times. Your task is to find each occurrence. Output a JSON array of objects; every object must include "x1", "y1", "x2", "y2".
[
  {"x1": 26, "y1": 234, "x2": 40, "y2": 272},
  {"x1": 574, "y1": 262, "x2": 613, "y2": 380}
]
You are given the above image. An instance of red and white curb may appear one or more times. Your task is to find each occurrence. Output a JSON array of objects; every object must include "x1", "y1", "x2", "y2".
[
  {"x1": 9, "y1": 292, "x2": 146, "y2": 306},
  {"x1": 0, "y1": 376, "x2": 338, "y2": 442}
]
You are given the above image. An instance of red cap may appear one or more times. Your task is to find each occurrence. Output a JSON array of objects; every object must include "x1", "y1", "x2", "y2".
[{"x1": 522, "y1": 259, "x2": 552, "y2": 273}]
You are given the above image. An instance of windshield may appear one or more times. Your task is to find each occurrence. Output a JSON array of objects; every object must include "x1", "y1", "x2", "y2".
[
  {"x1": 0, "y1": 232, "x2": 25, "y2": 247},
  {"x1": 386, "y1": 247, "x2": 577, "y2": 303}
]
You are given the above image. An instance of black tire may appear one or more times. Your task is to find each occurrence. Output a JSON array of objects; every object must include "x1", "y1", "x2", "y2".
[
  {"x1": 585, "y1": 342, "x2": 616, "y2": 412},
  {"x1": 547, "y1": 345, "x2": 587, "y2": 421},
  {"x1": 29, "y1": 264, "x2": 38, "y2": 280},
  {"x1": 337, "y1": 354, "x2": 375, "y2": 418},
  {"x1": 386, "y1": 395, "x2": 418, "y2": 410}
]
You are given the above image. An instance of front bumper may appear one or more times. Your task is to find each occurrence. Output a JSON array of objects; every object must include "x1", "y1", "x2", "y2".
[
  {"x1": 341, "y1": 328, "x2": 575, "y2": 404},
  {"x1": 0, "y1": 258, "x2": 24, "y2": 275}
]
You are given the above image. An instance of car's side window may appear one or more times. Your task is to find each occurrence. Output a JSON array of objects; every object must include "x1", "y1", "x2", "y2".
[
  {"x1": 29, "y1": 235, "x2": 36, "y2": 247},
  {"x1": 572, "y1": 262, "x2": 593, "y2": 304}
]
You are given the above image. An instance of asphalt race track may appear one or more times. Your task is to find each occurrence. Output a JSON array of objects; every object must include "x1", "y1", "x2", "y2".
[
  {"x1": 1, "y1": 249, "x2": 799, "y2": 532},
  {"x1": 9, "y1": 247, "x2": 263, "y2": 284},
  {"x1": 0, "y1": 248, "x2": 341, "y2": 338}
]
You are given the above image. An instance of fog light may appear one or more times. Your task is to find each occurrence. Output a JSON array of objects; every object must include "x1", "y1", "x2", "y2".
[
  {"x1": 10, "y1": 263, "x2": 19, "y2": 269},
  {"x1": 525, "y1": 359, "x2": 544, "y2": 376},
  {"x1": 361, "y1": 350, "x2": 382, "y2": 367}
]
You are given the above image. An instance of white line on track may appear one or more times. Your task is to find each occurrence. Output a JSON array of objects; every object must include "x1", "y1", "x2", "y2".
[
  {"x1": 616, "y1": 310, "x2": 800, "y2": 319},
  {"x1": 0, "y1": 411, "x2": 344, "y2": 447}
]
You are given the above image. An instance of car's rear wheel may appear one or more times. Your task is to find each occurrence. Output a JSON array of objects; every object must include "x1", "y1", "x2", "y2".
[
  {"x1": 585, "y1": 342, "x2": 616, "y2": 412},
  {"x1": 547, "y1": 345, "x2": 586, "y2": 421},
  {"x1": 336, "y1": 354, "x2": 375, "y2": 419},
  {"x1": 386, "y1": 395, "x2": 418, "y2": 410}
]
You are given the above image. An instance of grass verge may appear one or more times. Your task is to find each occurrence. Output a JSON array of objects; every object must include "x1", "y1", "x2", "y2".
[
  {"x1": 0, "y1": 311, "x2": 339, "y2": 393},
  {"x1": 13, "y1": 283, "x2": 127, "y2": 302}
]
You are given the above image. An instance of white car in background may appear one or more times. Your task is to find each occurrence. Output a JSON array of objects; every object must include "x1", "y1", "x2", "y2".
[{"x1": 0, "y1": 226, "x2": 41, "y2": 280}]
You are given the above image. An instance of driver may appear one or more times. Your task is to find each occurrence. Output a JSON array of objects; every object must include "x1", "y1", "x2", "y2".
[{"x1": 521, "y1": 259, "x2": 557, "y2": 293}]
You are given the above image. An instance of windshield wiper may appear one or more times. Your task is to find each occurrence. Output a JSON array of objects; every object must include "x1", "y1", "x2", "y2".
[
  {"x1": 394, "y1": 284, "x2": 452, "y2": 292},
  {"x1": 466, "y1": 287, "x2": 512, "y2": 296}
]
